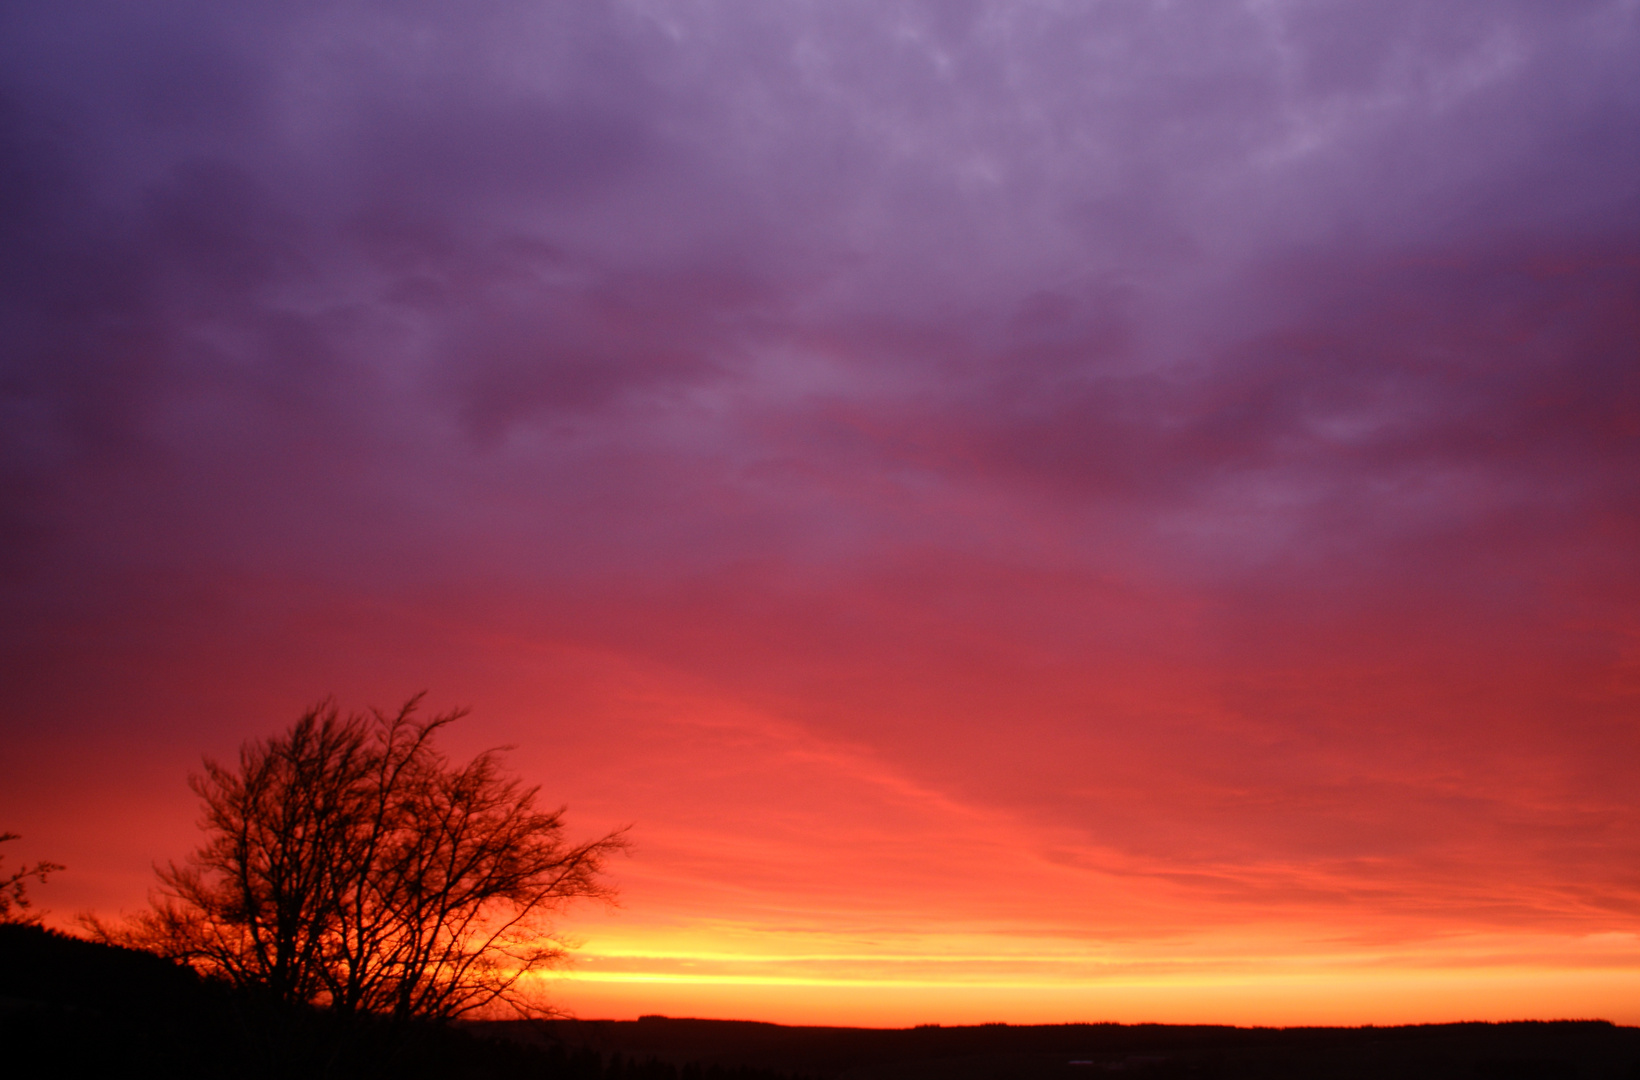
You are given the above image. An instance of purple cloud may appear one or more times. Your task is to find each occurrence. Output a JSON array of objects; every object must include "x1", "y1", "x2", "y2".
[{"x1": 2, "y1": 0, "x2": 1638, "y2": 959}]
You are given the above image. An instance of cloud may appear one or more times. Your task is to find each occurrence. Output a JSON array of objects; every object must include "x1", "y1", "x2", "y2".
[{"x1": 2, "y1": 0, "x2": 1638, "y2": 974}]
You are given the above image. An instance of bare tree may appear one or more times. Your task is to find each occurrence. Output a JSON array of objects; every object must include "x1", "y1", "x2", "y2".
[
  {"x1": 0, "y1": 833, "x2": 63, "y2": 924},
  {"x1": 112, "y1": 695, "x2": 627, "y2": 1020}
]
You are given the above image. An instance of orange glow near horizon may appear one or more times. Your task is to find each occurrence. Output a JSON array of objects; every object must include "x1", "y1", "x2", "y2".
[
  {"x1": 17, "y1": 578, "x2": 1640, "y2": 1029},
  {"x1": 541, "y1": 947, "x2": 1640, "y2": 1028},
  {"x1": 535, "y1": 874, "x2": 1640, "y2": 1025}
]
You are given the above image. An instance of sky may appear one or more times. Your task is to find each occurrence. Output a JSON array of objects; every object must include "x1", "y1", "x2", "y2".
[{"x1": 2, "y1": 0, "x2": 1639, "y2": 1027}]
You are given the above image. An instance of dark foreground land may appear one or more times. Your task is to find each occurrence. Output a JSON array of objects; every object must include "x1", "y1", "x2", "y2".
[
  {"x1": 4, "y1": 926, "x2": 1637, "y2": 1079},
  {"x1": 0, "y1": 924, "x2": 788, "y2": 1080},
  {"x1": 489, "y1": 1015, "x2": 1640, "y2": 1079}
]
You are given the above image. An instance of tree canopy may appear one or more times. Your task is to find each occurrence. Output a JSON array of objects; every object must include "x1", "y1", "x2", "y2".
[{"x1": 115, "y1": 695, "x2": 626, "y2": 1020}]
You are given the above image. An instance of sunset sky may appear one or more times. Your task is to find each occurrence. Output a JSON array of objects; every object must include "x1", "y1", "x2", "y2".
[{"x1": 3, "y1": 0, "x2": 1639, "y2": 1027}]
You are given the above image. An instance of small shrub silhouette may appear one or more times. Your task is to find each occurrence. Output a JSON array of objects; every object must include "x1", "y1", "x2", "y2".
[{"x1": 0, "y1": 833, "x2": 62, "y2": 925}]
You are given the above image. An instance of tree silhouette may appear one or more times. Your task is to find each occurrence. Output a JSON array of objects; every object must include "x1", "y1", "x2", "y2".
[
  {"x1": 0, "y1": 832, "x2": 63, "y2": 924},
  {"x1": 107, "y1": 695, "x2": 627, "y2": 1020}
]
